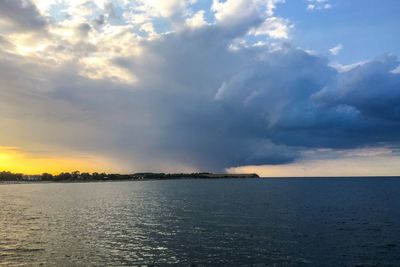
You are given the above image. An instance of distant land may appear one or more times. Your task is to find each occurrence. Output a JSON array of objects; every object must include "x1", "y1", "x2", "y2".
[{"x1": 0, "y1": 171, "x2": 259, "y2": 183}]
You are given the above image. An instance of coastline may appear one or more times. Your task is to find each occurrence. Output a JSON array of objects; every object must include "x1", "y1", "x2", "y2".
[{"x1": 0, "y1": 172, "x2": 260, "y2": 185}]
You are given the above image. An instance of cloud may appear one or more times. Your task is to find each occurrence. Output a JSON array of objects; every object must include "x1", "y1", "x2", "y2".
[
  {"x1": 139, "y1": 0, "x2": 190, "y2": 18},
  {"x1": 249, "y1": 17, "x2": 293, "y2": 39},
  {"x1": 314, "y1": 54, "x2": 400, "y2": 124},
  {"x1": 329, "y1": 43, "x2": 343, "y2": 55},
  {"x1": 0, "y1": 0, "x2": 47, "y2": 32},
  {"x1": 186, "y1": 10, "x2": 207, "y2": 28},
  {"x1": 0, "y1": 1, "x2": 400, "y2": 173},
  {"x1": 229, "y1": 150, "x2": 400, "y2": 177},
  {"x1": 212, "y1": 0, "x2": 283, "y2": 27},
  {"x1": 307, "y1": 0, "x2": 332, "y2": 11}
]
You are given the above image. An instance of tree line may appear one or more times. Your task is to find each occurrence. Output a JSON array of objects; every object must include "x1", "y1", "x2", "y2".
[
  {"x1": 0, "y1": 171, "x2": 258, "y2": 182},
  {"x1": 0, "y1": 171, "x2": 154, "y2": 182}
]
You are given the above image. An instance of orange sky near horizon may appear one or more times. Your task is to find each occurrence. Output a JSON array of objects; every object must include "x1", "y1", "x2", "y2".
[
  {"x1": 0, "y1": 146, "x2": 400, "y2": 177},
  {"x1": 0, "y1": 146, "x2": 122, "y2": 175},
  {"x1": 1, "y1": 146, "x2": 400, "y2": 176}
]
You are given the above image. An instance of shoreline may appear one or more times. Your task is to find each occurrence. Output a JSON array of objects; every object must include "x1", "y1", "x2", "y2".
[
  {"x1": 0, "y1": 176, "x2": 260, "y2": 185},
  {"x1": 2, "y1": 176, "x2": 400, "y2": 186},
  {"x1": 0, "y1": 172, "x2": 260, "y2": 185}
]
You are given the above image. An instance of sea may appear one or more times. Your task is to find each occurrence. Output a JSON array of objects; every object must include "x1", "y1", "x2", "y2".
[{"x1": 1, "y1": 178, "x2": 399, "y2": 266}]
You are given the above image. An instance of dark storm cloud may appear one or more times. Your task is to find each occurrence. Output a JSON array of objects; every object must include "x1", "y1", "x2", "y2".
[
  {"x1": 0, "y1": 0, "x2": 47, "y2": 32},
  {"x1": 315, "y1": 55, "x2": 400, "y2": 122},
  {"x1": 0, "y1": 22, "x2": 399, "y2": 171},
  {"x1": 216, "y1": 50, "x2": 400, "y2": 150}
]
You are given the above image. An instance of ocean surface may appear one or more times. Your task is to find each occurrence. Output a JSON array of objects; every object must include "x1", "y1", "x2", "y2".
[{"x1": 1, "y1": 178, "x2": 400, "y2": 266}]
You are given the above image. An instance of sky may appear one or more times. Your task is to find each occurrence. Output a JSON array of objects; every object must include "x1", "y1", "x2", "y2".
[{"x1": 0, "y1": 0, "x2": 400, "y2": 176}]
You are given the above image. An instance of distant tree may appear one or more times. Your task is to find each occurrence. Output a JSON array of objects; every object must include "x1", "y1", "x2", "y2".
[
  {"x1": 80, "y1": 172, "x2": 92, "y2": 180},
  {"x1": 41, "y1": 173, "x2": 53, "y2": 181},
  {"x1": 56, "y1": 172, "x2": 72, "y2": 181},
  {"x1": 71, "y1": 171, "x2": 81, "y2": 180},
  {"x1": 0, "y1": 171, "x2": 23, "y2": 181}
]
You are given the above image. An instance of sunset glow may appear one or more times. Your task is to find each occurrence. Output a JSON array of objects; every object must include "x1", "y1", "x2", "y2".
[{"x1": 0, "y1": 147, "x2": 121, "y2": 174}]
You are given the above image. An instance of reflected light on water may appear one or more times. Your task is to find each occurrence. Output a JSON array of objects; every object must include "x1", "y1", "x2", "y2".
[{"x1": 1, "y1": 179, "x2": 400, "y2": 266}]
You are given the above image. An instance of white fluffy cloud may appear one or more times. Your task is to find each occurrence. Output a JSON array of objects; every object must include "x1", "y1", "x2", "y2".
[
  {"x1": 249, "y1": 17, "x2": 292, "y2": 39},
  {"x1": 139, "y1": 0, "x2": 192, "y2": 18},
  {"x1": 329, "y1": 43, "x2": 343, "y2": 55},
  {"x1": 307, "y1": 0, "x2": 332, "y2": 11},
  {"x1": 212, "y1": 0, "x2": 283, "y2": 26},
  {"x1": 186, "y1": 10, "x2": 207, "y2": 28}
]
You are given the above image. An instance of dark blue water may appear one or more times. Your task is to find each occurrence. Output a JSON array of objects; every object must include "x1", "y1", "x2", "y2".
[{"x1": 1, "y1": 178, "x2": 400, "y2": 266}]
